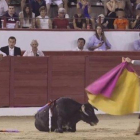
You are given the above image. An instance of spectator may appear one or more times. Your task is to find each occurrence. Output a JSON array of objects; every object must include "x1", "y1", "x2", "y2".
[
  {"x1": 30, "y1": 0, "x2": 46, "y2": 17},
  {"x1": 23, "y1": 40, "x2": 44, "y2": 56},
  {"x1": 133, "y1": 33, "x2": 140, "y2": 51},
  {"x1": 87, "y1": 25, "x2": 111, "y2": 51},
  {"x1": 0, "y1": 50, "x2": 7, "y2": 57},
  {"x1": 19, "y1": 4, "x2": 35, "y2": 28},
  {"x1": 0, "y1": 36, "x2": 21, "y2": 56},
  {"x1": 105, "y1": 0, "x2": 117, "y2": 29},
  {"x1": 104, "y1": 0, "x2": 132, "y2": 16},
  {"x1": 114, "y1": 10, "x2": 129, "y2": 29},
  {"x1": 53, "y1": 8, "x2": 70, "y2": 29},
  {"x1": 0, "y1": 0, "x2": 8, "y2": 28},
  {"x1": 131, "y1": 4, "x2": 140, "y2": 29},
  {"x1": 75, "y1": 38, "x2": 86, "y2": 51},
  {"x1": 77, "y1": 0, "x2": 91, "y2": 19},
  {"x1": 96, "y1": 14, "x2": 108, "y2": 29},
  {"x1": 36, "y1": 6, "x2": 52, "y2": 29},
  {"x1": 73, "y1": 8, "x2": 86, "y2": 29},
  {"x1": 3, "y1": 4, "x2": 19, "y2": 29},
  {"x1": 45, "y1": 0, "x2": 63, "y2": 17}
]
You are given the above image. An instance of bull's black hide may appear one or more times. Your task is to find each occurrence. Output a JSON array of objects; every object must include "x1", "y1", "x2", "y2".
[{"x1": 35, "y1": 97, "x2": 99, "y2": 133}]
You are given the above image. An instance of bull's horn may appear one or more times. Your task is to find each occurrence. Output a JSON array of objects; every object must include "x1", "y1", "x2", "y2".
[{"x1": 81, "y1": 105, "x2": 89, "y2": 116}]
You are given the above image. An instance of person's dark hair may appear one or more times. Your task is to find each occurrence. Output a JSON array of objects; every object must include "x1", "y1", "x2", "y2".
[
  {"x1": 8, "y1": 36, "x2": 16, "y2": 42},
  {"x1": 95, "y1": 24, "x2": 106, "y2": 42},
  {"x1": 8, "y1": 4, "x2": 15, "y2": 8},
  {"x1": 78, "y1": 38, "x2": 86, "y2": 44},
  {"x1": 23, "y1": 4, "x2": 32, "y2": 23}
]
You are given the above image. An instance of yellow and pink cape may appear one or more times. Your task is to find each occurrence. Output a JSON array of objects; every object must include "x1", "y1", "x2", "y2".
[{"x1": 86, "y1": 62, "x2": 140, "y2": 115}]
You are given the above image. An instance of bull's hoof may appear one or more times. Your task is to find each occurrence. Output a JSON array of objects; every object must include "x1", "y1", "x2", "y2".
[
  {"x1": 68, "y1": 129, "x2": 76, "y2": 132},
  {"x1": 54, "y1": 129, "x2": 63, "y2": 133},
  {"x1": 134, "y1": 131, "x2": 140, "y2": 135}
]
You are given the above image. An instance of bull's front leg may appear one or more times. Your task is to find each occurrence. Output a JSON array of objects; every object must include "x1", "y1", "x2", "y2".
[
  {"x1": 55, "y1": 117, "x2": 63, "y2": 133},
  {"x1": 134, "y1": 121, "x2": 140, "y2": 135},
  {"x1": 68, "y1": 124, "x2": 76, "y2": 132}
]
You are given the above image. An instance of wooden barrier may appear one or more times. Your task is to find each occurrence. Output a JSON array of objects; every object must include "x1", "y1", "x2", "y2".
[{"x1": 0, "y1": 52, "x2": 140, "y2": 107}]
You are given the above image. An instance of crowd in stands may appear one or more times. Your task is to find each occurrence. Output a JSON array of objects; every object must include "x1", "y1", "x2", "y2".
[{"x1": 0, "y1": 0, "x2": 140, "y2": 29}]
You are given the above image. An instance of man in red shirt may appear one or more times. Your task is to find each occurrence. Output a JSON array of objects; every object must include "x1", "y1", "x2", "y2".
[{"x1": 53, "y1": 8, "x2": 70, "y2": 29}]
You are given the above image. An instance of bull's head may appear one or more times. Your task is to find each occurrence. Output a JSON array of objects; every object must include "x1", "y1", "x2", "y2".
[{"x1": 81, "y1": 103, "x2": 99, "y2": 126}]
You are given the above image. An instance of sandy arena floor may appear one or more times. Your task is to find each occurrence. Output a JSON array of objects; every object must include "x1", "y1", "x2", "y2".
[{"x1": 0, "y1": 114, "x2": 140, "y2": 140}]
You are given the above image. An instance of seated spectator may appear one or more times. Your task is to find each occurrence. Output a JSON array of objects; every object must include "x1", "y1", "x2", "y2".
[
  {"x1": 86, "y1": 17, "x2": 94, "y2": 29},
  {"x1": 36, "y1": 6, "x2": 52, "y2": 29},
  {"x1": 105, "y1": 0, "x2": 117, "y2": 29},
  {"x1": 0, "y1": 36, "x2": 21, "y2": 56},
  {"x1": 96, "y1": 14, "x2": 108, "y2": 29},
  {"x1": 3, "y1": 4, "x2": 19, "y2": 29},
  {"x1": 0, "y1": 0, "x2": 8, "y2": 28},
  {"x1": 131, "y1": 5, "x2": 140, "y2": 29},
  {"x1": 23, "y1": 40, "x2": 44, "y2": 56},
  {"x1": 30, "y1": 0, "x2": 46, "y2": 17},
  {"x1": 74, "y1": 38, "x2": 86, "y2": 51},
  {"x1": 87, "y1": 25, "x2": 111, "y2": 51},
  {"x1": 104, "y1": 0, "x2": 132, "y2": 16},
  {"x1": 19, "y1": 4, "x2": 35, "y2": 28},
  {"x1": 0, "y1": 50, "x2": 7, "y2": 57},
  {"x1": 53, "y1": 8, "x2": 70, "y2": 29},
  {"x1": 45, "y1": 0, "x2": 63, "y2": 17},
  {"x1": 77, "y1": 0, "x2": 91, "y2": 19},
  {"x1": 73, "y1": 8, "x2": 86, "y2": 29},
  {"x1": 114, "y1": 10, "x2": 129, "y2": 29},
  {"x1": 133, "y1": 33, "x2": 140, "y2": 51}
]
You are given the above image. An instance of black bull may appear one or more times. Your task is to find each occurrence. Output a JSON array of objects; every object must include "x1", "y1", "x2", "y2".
[{"x1": 35, "y1": 97, "x2": 99, "y2": 133}]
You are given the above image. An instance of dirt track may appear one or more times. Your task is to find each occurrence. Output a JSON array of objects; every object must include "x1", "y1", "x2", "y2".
[{"x1": 0, "y1": 114, "x2": 140, "y2": 140}]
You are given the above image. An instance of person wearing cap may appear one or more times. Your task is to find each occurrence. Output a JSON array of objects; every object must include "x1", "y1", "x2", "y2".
[
  {"x1": 96, "y1": 14, "x2": 108, "y2": 29},
  {"x1": 53, "y1": 8, "x2": 70, "y2": 29},
  {"x1": 23, "y1": 40, "x2": 44, "y2": 56}
]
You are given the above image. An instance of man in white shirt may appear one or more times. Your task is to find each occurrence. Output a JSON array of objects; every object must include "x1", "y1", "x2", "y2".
[
  {"x1": 0, "y1": 0, "x2": 8, "y2": 28},
  {"x1": 123, "y1": 57, "x2": 140, "y2": 135},
  {"x1": 74, "y1": 38, "x2": 86, "y2": 51},
  {"x1": 0, "y1": 36, "x2": 21, "y2": 56},
  {"x1": 23, "y1": 40, "x2": 44, "y2": 56}
]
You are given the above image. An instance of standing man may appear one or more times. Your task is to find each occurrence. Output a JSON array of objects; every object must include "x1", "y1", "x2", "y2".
[
  {"x1": 124, "y1": 57, "x2": 140, "y2": 135},
  {"x1": 0, "y1": 36, "x2": 21, "y2": 56}
]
